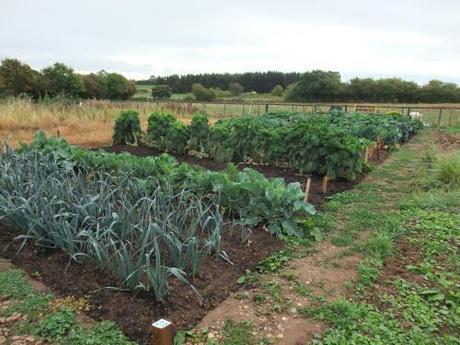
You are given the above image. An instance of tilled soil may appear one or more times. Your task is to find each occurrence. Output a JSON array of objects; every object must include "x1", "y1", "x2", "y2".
[{"x1": 0, "y1": 224, "x2": 282, "y2": 345}]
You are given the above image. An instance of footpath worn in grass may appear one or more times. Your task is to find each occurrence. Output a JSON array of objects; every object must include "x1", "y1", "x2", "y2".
[{"x1": 302, "y1": 130, "x2": 460, "y2": 344}]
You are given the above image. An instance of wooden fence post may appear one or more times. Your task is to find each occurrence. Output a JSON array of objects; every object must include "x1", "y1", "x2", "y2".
[
  {"x1": 151, "y1": 319, "x2": 173, "y2": 345},
  {"x1": 321, "y1": 176, "x2": 329, "y2": 194},
  {"x1": 265, "y1": 104, "x2": 269, "y2": 113},
  {"x1": 304, "y1": 178, "x2": 312, "y2": 202},
  {"x1": 437, "y1": 108, "x2": 443, "y2": 127}
]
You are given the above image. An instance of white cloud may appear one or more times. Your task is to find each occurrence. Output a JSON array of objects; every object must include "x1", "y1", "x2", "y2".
[{"x1": 0, "y1": 0, "x2": 459, "y2": 83}]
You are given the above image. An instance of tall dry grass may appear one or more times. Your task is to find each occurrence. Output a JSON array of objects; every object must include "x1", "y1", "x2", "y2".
[{"x1": 0, "y1": 98, "x2": 201, "y2": 147}]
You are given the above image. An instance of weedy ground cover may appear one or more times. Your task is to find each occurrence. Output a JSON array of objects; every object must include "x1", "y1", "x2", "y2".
[{"x1": 300, "y1": 132, "x2": 460, "y2": 344}]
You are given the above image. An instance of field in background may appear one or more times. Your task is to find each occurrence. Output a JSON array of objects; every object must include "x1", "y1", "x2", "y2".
[
  {"x1": 1, "y1": 97, "x2": 459, "y2": 147},
  {"x1": 0, "y1": 98, "x2": 201, "y2": 147}
]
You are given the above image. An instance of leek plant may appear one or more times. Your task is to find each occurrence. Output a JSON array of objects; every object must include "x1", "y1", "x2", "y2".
[{"x1": 0, "y1": 147, "x2": 224, "y2": 301}]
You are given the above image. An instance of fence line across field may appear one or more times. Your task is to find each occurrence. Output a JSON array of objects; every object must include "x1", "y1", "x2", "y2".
[{"x1": 85, "y1": 99, "x2": 460, "y2": 127}]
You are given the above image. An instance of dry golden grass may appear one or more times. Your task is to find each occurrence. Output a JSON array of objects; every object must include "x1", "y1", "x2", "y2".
[{"x1": 0, "y1": 98, "x2": 203, "y2": 148}]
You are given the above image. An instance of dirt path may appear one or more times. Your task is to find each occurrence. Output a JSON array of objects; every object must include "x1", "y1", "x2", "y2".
[
  {"x1": 194, "y1": 135, "x2": 430, "y2": 344},
  {"x1": 196, "y1": 241, "x2": 363, "y2": 344}
]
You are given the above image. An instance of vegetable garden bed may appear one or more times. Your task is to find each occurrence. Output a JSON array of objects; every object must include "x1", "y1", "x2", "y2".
[
  {"x1": 102, "y1": 144, "x2": 375, "y2": 208},
  {"x1": 0, "y1": 110, "x2": 421, "y2": 344}
]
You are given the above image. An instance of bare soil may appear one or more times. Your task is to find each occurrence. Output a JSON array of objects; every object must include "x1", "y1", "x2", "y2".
[
  {"x1": 0, "y1": 223, "x2": 282, "y2": 345},
  {"x1": 198, "y1": 242, "x2": 361, "y2": 344}
]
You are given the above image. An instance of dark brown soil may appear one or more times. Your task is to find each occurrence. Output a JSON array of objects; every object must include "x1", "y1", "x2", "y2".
[
  {"x1": 0, "y1": 223, "x2": 283, "y2": 345},
  {"x1": 100, "y1": 145, "x2": 389, "y2": 208}
]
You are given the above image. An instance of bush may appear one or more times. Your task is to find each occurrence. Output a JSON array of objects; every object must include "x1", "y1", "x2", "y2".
[
  {"x1": 387, "y1": 111, "x2": 402, "y2": 116},
  {"x1": 146, "y1": 112, "x2": 188, "y2": 154},
  {"x1": 271, "y1": 85, "x2": 284, "y2": 97},
  {"x1": 229, "y1": 82, "x2": 244, "y2": 96},
  {"x1": 112, "y1": 110, "x2": 141, "y2": 145},
  {"x1": 191, "y1": 83, "x2": 216, "y2": 102},
  {"x1": 183, "y1": 93, "x2": 196, "y2": 101},
  {"x1": 436, "y1": 152, "x2": 460, "y2": 188},
  {"x1": 151, "y1": 84, "x2": 172, "y2": 99}
]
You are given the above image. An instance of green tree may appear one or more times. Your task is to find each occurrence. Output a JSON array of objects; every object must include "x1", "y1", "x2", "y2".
[
  {"x1": 151, "y1": 84, "x2": 172, "y2": 99},
  {"x1": 42, "y1": 63, "x2": 85, "y2": 97},
  {"x1": 228, "y1": 82, "x2": 244, "y2": 96},
  {"x1": 191, "y1": 83, "x2": 216, "y2": 101},
  {"x1": 271, "y1": 85, "x2": 284, "y2": 97},
  {"x1": 106, "y1": 73, "x2": 137, "y2": 100},
  {"x1": 419, "y1": 80, "x2": 460, "y2": 103},
  {"x1": 83, "y1": 72, "x2": 108, "y2": 99},
  {"x1": 0, "y1": 58, "x2": 40, "y2": 97},
  {"x1": 285, "y1": 70, "x2": 342, "y2": 102}
]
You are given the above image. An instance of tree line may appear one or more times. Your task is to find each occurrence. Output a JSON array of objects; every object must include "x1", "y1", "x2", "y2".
[
  {"x1": 140, "y1": 71, "x2": 302, "y2": 94},
  {"x1": 143, "y1": 70, "x2": 460, "y2": 103},
  {"x1": 0, "y1": 58, "x2": 136, "y2": 100}
]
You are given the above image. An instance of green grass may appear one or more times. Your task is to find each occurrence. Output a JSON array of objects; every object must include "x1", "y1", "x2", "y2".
[
  {"x1": 302, "y1": 130, "x2": 460, "y2": 344},
  {"x1": 0, "y1": 268, "x2": 134, "y2": 344},
  {"x1": 221, "y1": 320, "x2": 256, "y2": 345}
]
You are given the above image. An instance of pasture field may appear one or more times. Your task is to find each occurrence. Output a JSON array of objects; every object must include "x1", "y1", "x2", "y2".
[{"x1": 0, "y1": 102, "x2": 459, "y2": 344}]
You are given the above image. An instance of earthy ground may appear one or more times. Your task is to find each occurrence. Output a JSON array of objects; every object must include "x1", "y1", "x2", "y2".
[{"x1": 0, "y1": 225, "x2": 282, "y2": 345}]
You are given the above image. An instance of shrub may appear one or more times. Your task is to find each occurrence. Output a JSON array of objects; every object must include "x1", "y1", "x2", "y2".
[
  {"x1": 147, "y1": 112, "x2": 188, "y2": 154},
  {"x1": 151, "y1": 84, "x2": 172, "y2": 99},
  {"x1": 191, "y1": 83, "x2": 216, "y2": 102},
  {"x1": 112, "y1": 110, "x2": 141, "y2": 145},
  {"x1": 183, "y1": 93, "x2": 196, "y2": 101},
  {"x1": 228, "y1": 82, "x2": 244, "y2": 96},
  {"x1": 271, "y1": 85, "x2": 284, "y2": 97},
  {"x1": 387, "y1": 111, "x2": 402, "y2": 116},
  {"x1": 435, "y1": 152, "x2": 460, "y2": 188}
]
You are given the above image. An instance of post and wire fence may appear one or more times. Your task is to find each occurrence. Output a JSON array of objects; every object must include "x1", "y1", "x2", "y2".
[{"x1": 85, "y1": 99, "x2": 460, "y2": 127}]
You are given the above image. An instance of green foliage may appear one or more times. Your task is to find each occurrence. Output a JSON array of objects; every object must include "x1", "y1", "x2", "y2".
[
  {"x1": 435, "y1": 152, "x2": 460, "y2": 188},
  {"x1": 105, "y1": 72, "x2": 136, "y2": 100},
  {"x1": 191, "y1": 83, "x2": 216, "y2": 101},
  {"x1": 207, "y1": 114, "x2": 367, "y2": 179},
  {"x1": 112, "y1": 110, "x2": 141, "y2": 145},
  {"x1": 221, "y1": 320, "x2": 255, "y2": 345},
  {"x1": 0, "y1": 58, "x2": 43, "y2": 98},
  {"x1": 38, "y1": 307, "x2": 76, "y2": 339},
  {"x1": 285, "y1": 70, "x2": 342, "y2": 102},
  {"x1": 66, "y1": 321, "x2": 136, "y2": 345},
  {"x1": 83, "y1": 72, "x2": 108, "y2": 99},
  {"x1": 228, "y1": 81, "x2": 244, "y2": 96},
  {"x1": 0, "y1": 270, "x2": 34, "y2": 299},
  {"x1": 187, "y1": 113, "x2": 210, "y2": 154},
  {"x1": 151, "y1": 84, "x2": 172, "y2": 99},
  {"x1": 41, "y1": 62, "x2": 85, "y2": 98},
  {"x1": 140, "y1": 111, "x2": 419, "y2": 180},
  {"x1": 146, "y1": 111, "x2": 189, "y2": 154},
  {"x1": 258, "y1": 250, "x2": 292, "y2": 272},
  {"x1": 5, "y1": 132, "x2": 316, "y2": 302},
  {"x1": 5, "y1": 293, "x2": 53, "y2": 318},
  {"x1": 271, "y1": 84, "x2": 284, "y2": 97}
]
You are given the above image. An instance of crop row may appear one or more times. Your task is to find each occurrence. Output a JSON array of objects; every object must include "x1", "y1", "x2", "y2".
[{"x1": 114, "y1": 110, "x2": 422, "y2": 180}]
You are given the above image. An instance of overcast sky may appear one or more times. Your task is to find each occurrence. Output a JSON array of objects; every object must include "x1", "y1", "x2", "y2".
[{"x1": 1, "y1": 0, "x2": 459, "y2": 83}]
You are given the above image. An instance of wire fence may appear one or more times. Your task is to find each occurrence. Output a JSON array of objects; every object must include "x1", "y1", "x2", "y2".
[{"x1": 86, "y1": 99, "x2": 460, "y2": 127}]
